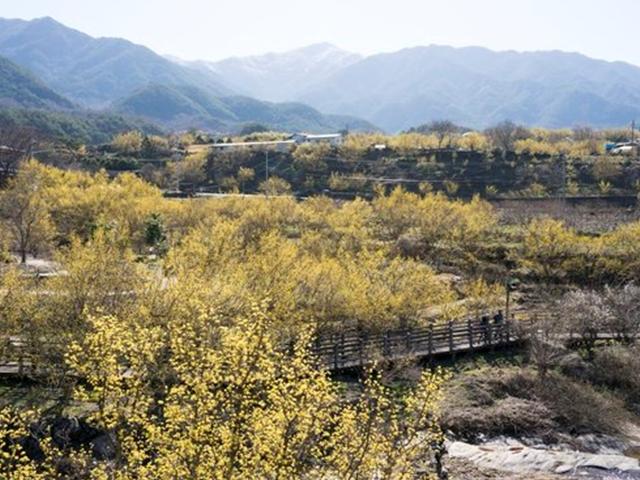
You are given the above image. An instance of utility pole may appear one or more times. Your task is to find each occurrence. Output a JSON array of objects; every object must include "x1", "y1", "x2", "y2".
[
  {"x1": 560, "y1": 154, "x2": 566, "y2": 201},
  {"x1": 25, "y1": 140, "x2": 34, "y2": 161},
  {"x1": 506, "y1": 290, "x2": 510, "y2": 324},
  {"x1": 265, "y1": 149, "x2": 269, "y2": 182},
  {"x1": 504, "y1": 275, "x2": 518, "y2": 322}
]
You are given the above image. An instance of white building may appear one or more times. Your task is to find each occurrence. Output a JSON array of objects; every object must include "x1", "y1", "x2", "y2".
[
  {"x1": 208, "y1": 139, "x2": 295, "y2": 153},
  {"x1": 291, "y1": 133, "x2": 343, "y2": 146}
]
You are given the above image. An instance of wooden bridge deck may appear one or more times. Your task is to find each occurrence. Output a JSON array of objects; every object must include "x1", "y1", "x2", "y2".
[
  {"x1": 312, "y1": 319, "x2": 521, "y2": 370},
  {"x1": 0, "y1": 315, "x2": 630, "y2": 377}
]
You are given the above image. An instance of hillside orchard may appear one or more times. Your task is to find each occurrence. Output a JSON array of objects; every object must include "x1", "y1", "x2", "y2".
[
  {"x1": 1, "y1": 160, "x2": 640, "y2": 477},
  {"x1": 82, "y1": 124, "x2": 640, "y2": 199}
]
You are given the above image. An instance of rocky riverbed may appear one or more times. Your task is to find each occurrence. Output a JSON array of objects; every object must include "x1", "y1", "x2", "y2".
[{"x1": 447, "y1": 431, "x2": 640, "y2": 479}]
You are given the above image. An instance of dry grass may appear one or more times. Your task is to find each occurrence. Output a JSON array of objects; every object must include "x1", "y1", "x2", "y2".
[
  {"x1": 590, "y1": 345, "x2": 640, "y2": 414},
  {"x1": 442, "y1": 366, "x2": 630, "y2": 440}
]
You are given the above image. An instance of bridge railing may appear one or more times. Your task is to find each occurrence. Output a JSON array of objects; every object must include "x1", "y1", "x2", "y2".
[
  {"x1": 1, "y1": 315, "x2": 523, "y2": 377},
  {"x1": 312, "y1": 316, "x2": 522, "y2": 370}
]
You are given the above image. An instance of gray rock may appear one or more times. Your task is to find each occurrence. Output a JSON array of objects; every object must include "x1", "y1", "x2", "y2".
[
  {"x1": 447, "y1": 440, "x2": 640, "y2": 476},
  {"x1": 559, "y1": 352, "x2": 592, "y2": 380}
]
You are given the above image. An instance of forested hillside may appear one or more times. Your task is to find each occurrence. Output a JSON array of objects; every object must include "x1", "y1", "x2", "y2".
[
  {"x1": 0, "y1": 55, "x2": 73, "y2": 110},
  {"x1": 0, "y1": 108, "x2": 162, "y2": 145},
  {"x1": 114, "y1": 84, "x2": 376, "y2": 133},
  {"x1": 0, "y1": 17, "x2": 231, "y2": 106}
]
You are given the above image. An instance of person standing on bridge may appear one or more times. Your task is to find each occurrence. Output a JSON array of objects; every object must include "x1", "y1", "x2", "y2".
[
  {"x1": 493, "y1": 310, "x2": 504, "y2": 342},
  {"x1": 480, "y1": 315, "x2": 490, "y2": 344}
]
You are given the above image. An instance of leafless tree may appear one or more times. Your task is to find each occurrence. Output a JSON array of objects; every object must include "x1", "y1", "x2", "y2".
[
  {"x1": 603, "y1": 284, "x2": 640, "y2": 343},
  {"x1": 572, "y1": 125, "x2": 595, "y2": 141},
  {"x1": 526, "y1": 312, "x2": 568, "y2": 383},
  {"x1": 558, "y1": 289, "x2": 611, "y2": 358},
  {"x1": 485, "y1": 121, "x2": 531, "y2": 152},
  {"x1": 422, "y1": 120, "x2": 462, "y2": 148},
  {"x1": 0, "y1": 126, "x2": 36, "y2": 183}
]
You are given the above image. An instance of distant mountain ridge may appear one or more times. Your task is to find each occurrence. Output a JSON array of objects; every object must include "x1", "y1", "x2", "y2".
[
  {"x1": 196, "y1": 43, "x2": 362, "y2": 102},
  {"x1": 114, "y1": 84, "x2": 376, "y2": 133},
  {"x1": 0, "y1": 17, "x2": 375, "y2": 133},
  {"x1": 0, "y1": 16, "x2": 232, "y2": 107},
  {"x1": 203, "y1": 44, "x2": 640, "y2": 131},
  {"x1": 3, "y1": 16, "x2": 639, "y2": 134}
]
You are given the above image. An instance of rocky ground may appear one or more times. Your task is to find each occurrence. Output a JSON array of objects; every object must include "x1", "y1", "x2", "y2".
[
  {"x1": 447, "y1": 457, "x2": 565, "y2": 479},
  {"x1": 438, "y1": 348, "x2": 640, "y2": 480},
  {"x1": 446, "y1": 436, "x2": 640, "y2": 479}
]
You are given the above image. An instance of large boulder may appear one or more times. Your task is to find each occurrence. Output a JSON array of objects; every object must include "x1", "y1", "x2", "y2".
[
  {"x1": 558, "y1": 353, "x2": 592, "y2": 381},
  {"x1": 447, "y1": 440, "x2": 640, "y2": 475}
]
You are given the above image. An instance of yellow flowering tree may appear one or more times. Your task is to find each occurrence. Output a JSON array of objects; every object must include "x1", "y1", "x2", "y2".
[{"x1": 59, "y1": 297, "x2": 447, "y2": 479}]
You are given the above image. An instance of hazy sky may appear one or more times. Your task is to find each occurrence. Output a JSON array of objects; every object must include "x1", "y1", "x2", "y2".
[{"x1": 2, "y1": 0, "x2": 639, "y2": 64}]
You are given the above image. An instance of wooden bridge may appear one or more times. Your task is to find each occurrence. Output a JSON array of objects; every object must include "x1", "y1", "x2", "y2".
[
  {"x1": 2, "y1": 314, "x2": 630, "y2": 378},
  {"x1": 312, "y1": 317, "x2": 521, "y2": 370},
  {"x1": 0, "y1": 316, "x2": 521, "y2": 378}
]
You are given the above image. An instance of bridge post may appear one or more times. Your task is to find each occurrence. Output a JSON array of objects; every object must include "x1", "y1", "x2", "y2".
[
  {"x1": 428, "y1": 325, "x2": 434, "y2": 363},
  {"x1": 448, "y1": 321, "x2": 454, "y2": 356},
  {"x1": 405, "y1": 329, "x2": 412, "y2": 351},
  {"x1": 18, "y1": 345, "x2": 23, "y2": 376},
  {"x1": 506, "y1": 318, "x2": 511, "y2": 343},
  {"x1": 383, "y1": 332, "x2": 390, "y2": 357},
  {"x1": 488, "y1": 322, "x2": 494, "y2": 352},
  {"x1": 468, "y1": 318, "x2": 474, "y2": 351}
]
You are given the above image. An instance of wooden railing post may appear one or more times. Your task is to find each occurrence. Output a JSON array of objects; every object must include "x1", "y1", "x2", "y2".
[
  {"x1": 18, "y1": 344, "x2": 23, "y2": 376},
  {"x1": 488, "y1": 322, "x2": 494, "y2": 351},
  {"x1": 448, "y1": 321, "x2": 454, "y2": 353},
  {"x1": 428, "y1": 325, "x2": 434, "y2": 360},
  {"x1": 505, "y1": 319, "x2": 511, "y2": 343},
  {"x1": 468, "y1": 318, "x2": 474, "y2": 351},
  {"x1": 383, "y1": 332, "x2": 390, "y2": 357}
]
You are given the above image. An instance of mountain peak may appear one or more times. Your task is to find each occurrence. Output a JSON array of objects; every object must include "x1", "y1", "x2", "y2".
[
  {"x1": 296, "y1": 42, "x2": 345, "y2": 54},
  {"x1": 204, "y1": 43, "x2": 362, "y2": 102},
  {"x1": 28, "y1": 15, "x2": 81, "y2": 34},
  {"x1": 0, "y1": 16, "x2": 231, "y2": 106},
  {"x1": 33, "y1": 16, "x2": 59, "y2": 24}
]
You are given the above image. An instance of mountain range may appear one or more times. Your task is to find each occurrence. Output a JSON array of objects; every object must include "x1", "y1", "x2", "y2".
[
  {"x1": 0, "y1": 17, "x2": 371, "y2": 135},
  {"x1": 189, "y1": 43, "x2": 363, "y2": 102},
  {"x1": 0, "y1": 16, "x2": 231, "y2": 107},
  {"x1": 1, "y1": 16, "x2": 640, "y2": 136},
  {"x1": 205, "y1": 44, "x2": 640, "y2": 131}
]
